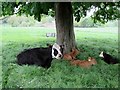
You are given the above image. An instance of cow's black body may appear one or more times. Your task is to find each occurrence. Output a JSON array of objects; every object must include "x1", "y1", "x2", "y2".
[
  {"x1": 17, "y1": 47, "x2": 52, "y2": 68},
  {"x1": 102, "y1": 52, "x2": 119, "y2": 64}
]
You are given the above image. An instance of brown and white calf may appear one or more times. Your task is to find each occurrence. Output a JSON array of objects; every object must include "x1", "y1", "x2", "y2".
[
  {"x1": 70, "y1": 57, "x2": 97, "y2": 68},
  {"x1": 63, "y1": 48, "x2": 80, "y2": 61}
]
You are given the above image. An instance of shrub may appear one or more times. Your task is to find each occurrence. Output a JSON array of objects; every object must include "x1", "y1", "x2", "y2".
[
  {"x1": 74, "y1": 17, "x2": 104, "y2": 28},
  {"x1": 41, "y1": 15, "x2": 54, "y2": 24},
  {"x1": 104, "y1": 20, "x2": 118, "y2": 27},
  {"x1": 7, "y1": 15, "x2": 35, "y2": 27}
]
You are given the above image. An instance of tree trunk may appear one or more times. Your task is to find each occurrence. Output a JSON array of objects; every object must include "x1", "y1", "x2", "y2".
[{"x1": 55, "y1": 2, "x2": 76, "y2": 54}]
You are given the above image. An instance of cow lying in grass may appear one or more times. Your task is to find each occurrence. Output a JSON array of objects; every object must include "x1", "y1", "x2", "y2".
[
  {"x1": 17, "y1": 43, "x2": 63, "y2": 68},
  {"x1": 63, "y1": 48, "x2": 80, "y2": 60},
  {"x1": 70, "y1": 57, "x2": 97, "y2": 68},
  {"x1": 99, "y1": 51, "x2": 119, "y2": 64}
]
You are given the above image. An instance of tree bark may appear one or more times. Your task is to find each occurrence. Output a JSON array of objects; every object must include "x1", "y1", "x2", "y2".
[{"x1": 55, "y1": 2, "x2": 76, "y2": 54}]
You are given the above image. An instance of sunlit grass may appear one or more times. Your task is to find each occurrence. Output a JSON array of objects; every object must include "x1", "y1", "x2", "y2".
[{"x1": 2, "y1": 27, "x2": 56, "y2": 43}]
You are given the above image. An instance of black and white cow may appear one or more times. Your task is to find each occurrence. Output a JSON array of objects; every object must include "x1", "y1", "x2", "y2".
[
  {"x1": 17, "y1": 43, "x2": 63, "y2": 68},
  {"x1": 99, "y1": 51, "x2": 119, "y2": 64}
]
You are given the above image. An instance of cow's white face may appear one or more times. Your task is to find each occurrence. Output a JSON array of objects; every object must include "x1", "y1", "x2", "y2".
[
  {"x1": 52, "y1": 43, "x2": 63, "y2": 59},
  {"x1": 99, "y1": 51, "x2": 104, "y2": 58}
]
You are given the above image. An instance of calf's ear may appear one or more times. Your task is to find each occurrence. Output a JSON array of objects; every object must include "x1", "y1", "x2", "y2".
[{"x1": 72, "y1": 48, "x2": 75, "y2": 51}]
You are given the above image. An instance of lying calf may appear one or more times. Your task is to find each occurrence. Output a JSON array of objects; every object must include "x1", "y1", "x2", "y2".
[
  {"x1": 63, "y1": 48, "x2": 80, "y2": 61},
  {"x1": 70, "y1": 57, "x2": 97, "y2": 68},
  {"x1": 17, "y1": 43, "x2": 63, "y2": 68}
]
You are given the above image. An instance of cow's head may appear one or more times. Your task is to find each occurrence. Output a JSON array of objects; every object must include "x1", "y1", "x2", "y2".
[
  {"x1": 52, "y1": 43, "x2": 64, "y2": 59},
  {"x1": 99, "y1": 51, "x2": 104, "y2": 58}
]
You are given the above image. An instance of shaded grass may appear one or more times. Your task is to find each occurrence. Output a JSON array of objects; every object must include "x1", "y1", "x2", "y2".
[{"x1": 2, "y1": 27, "x2": 119, "y2": 88}]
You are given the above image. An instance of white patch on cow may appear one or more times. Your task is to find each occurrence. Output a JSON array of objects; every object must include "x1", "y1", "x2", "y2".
[
  {"x1": 52, "y1": 43, "x2": 62, "y2": 59},
  {"x1": 99, "y1": 51, "x2": 104, "y2": 58}
]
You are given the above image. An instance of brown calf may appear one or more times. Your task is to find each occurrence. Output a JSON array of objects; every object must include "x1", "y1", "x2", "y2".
[
  {"x1": 63, "y1": 48, "x2": 80, "y2": 61},
  {"x1": 70, "y1": 57, "x2": 97, "y2": 68}
]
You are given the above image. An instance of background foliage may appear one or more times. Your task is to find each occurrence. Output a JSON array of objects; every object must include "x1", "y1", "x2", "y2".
[
  {"x1": 6, "y1": 15, "x2": 35, "y2": 27},
  {"x1": 2, "y1": 2, "x2": 120, "y2": 24},
  {"x1": 1, "y1": 15, "x2": 118, "y2": 27}
]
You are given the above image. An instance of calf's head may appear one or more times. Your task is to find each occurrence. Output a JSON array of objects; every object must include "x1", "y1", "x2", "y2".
[
  {"x1": 72, "y1": 48, "x2": 80, "y2": 56},
  {"x1": 52, "y1": 43, "x2": 63, "y2": 59},
  {"x1": 88, "y1": 57, "x2": 97, "y2": 65}
]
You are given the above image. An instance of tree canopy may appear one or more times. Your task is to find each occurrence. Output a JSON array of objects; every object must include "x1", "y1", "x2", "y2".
[{"x1": 2, "y1": 2, "x2": 120, "y2": 24}]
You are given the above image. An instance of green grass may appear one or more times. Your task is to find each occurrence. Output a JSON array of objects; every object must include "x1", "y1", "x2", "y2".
[
  {"x1": 2, "y1": 27, "x2": 56, "y2": 43},
  {"x1": 1, "y1": 27, "x2": 119, "y2": 88}
]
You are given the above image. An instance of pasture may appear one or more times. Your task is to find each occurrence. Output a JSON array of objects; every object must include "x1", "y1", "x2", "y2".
[{"x1": 1, "y1": 27, "x2": 119, "y2": 88}]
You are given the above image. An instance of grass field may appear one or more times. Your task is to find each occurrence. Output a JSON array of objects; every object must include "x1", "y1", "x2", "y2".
[{"x1": 1, "y1": 26, "x2": 119, "y2": 88}]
